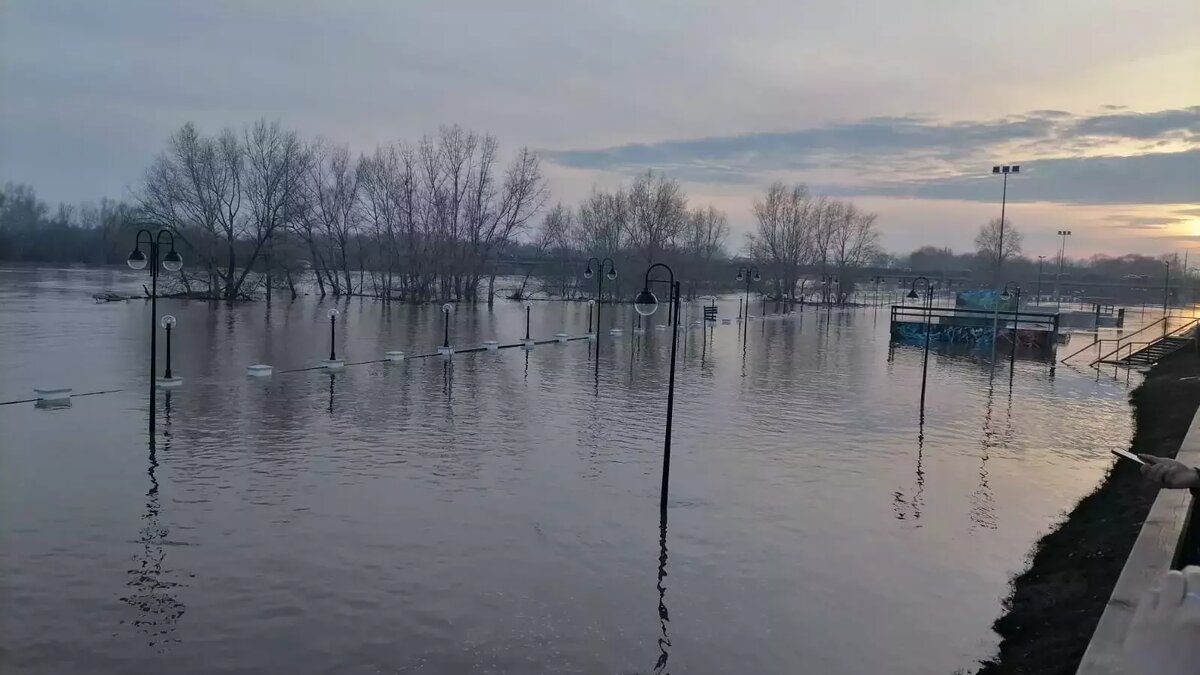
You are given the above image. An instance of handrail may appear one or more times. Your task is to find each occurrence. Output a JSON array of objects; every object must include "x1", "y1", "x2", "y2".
[
  {"x1": 1083, "y1": 317, "x2": 1166, "y2": 365},
  {"x1": 1089, "y1": 317, "x2": 1200, "y2": 367}
]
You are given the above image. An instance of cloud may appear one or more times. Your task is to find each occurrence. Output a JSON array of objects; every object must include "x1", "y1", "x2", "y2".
[{"x1": 545, "y1": 107, "x2": 1200, "y2": 205}]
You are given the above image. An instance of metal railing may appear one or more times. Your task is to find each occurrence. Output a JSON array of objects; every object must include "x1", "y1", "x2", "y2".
[
  {"x1": 1088, "y1": 317, "x2": 1200, "y2": 367},
  {"x1": 889, "y1": 304, "x2": 1059, "y2": 332}
]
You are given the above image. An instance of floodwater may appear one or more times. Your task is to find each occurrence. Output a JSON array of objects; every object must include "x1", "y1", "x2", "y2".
[{"x1": 0, "y1": 266, "x2": 1143, "y2": 674}]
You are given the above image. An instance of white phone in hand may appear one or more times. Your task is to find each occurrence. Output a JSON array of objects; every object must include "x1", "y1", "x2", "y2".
[{"x1": 1111, "y1": 448, "x2": 1146, "y2": 465}]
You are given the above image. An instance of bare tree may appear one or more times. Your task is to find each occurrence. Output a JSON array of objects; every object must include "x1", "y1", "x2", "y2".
[
  {"x1": 627, "y1": 170, "x2": 686, "y2": 265},
  {"x1": 748, "y1": 182, "x2": 816, "y2": 302},
  {"x1": 304, "y1": 140, "x2": 359, "y2": 295},
  {"x1": 975, "y1": 217, "x2": 1023, "y2": 273}
]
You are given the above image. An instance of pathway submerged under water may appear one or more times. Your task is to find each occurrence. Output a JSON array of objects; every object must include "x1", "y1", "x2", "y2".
[{"x1": 0, "y1": 267, "x2": 1140, "y2": 674}]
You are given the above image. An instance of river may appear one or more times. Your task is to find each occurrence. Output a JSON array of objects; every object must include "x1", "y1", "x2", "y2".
[{"x1": 0, "y1": 266, "x2": 1141, "y2": 674}]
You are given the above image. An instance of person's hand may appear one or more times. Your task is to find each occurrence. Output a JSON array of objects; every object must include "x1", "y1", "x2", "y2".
[
  {"x1": 1137, "y1": 455, "x2": 1200, "y2": 489},
  {"x1": 1122, "y1": 566, "x2": 1200, "y2": 675}
]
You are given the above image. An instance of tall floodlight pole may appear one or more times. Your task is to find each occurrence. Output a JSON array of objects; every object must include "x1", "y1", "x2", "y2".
[
  {"x1": 989, "y1": 165, "x2": 1019, "y2": 362},
  {"x1": 1054, "y1": 230, "x2": 1071, "y2": 308}
]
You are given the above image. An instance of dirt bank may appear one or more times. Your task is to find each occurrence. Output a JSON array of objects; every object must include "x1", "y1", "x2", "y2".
[{"x1": 974, "y1": 348, "x2": 1200, "y2": 675}]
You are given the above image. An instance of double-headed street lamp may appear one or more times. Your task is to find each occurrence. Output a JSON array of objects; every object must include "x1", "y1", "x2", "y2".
[
  {"x1": 735, "y1": 266, "x2": 761, "y2": 320},
  {"x1": 907, "y1": 276, "x2": 934, "y2": 414},
  {"x1": 127, "y1": 225, "x2": 183, "y2": 436},
  {"x1": 634, "y1": 263, "x2": 682, "y2": 513},
  {"x1": 584, "y1": 257, "x2": 617, "y2": 333}
]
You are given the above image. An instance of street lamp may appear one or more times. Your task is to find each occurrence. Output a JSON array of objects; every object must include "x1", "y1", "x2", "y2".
[
  {"x1": 156, "y1": 315, "x2": 182, "y2": 388},
  {"x1": 441, "y1": 303, "x2": 454, "y2": 352},
  {"x1": 907, "y1": 276, "x2": 934, "y2": 414},
  {"x1": 1055, "y1": 230, "x2": 1072, "y2": 307},
  {"x1": 583, "y1": 255, "x2": 614, "y2": 331},
  {"x1": 1001, "y1": 283, "x2": 1023, "y2": 377},
  {"x1": 327, "y1": 308, "x2": 339, "y2": 360},
  {"x1": 523, "y1": 299, "x2": 533, "y2": 341},
  {"x1": 821, "y1": 274, "x2": 838, "y2": 309},
  {"x1": 634, "y1": 263, "x2": 681, "y2": 513},
  {"x1": 1164, "y1": 260, "x2": 1171, "y2": 335},
  {"x1": 127, "y1": 224, "x2": 183, "y2": 436},
  {"x1": 1036, "y1": 255, "x2": 1046, "y2": 304},
  {"x1": 735, "y1": 266, "x2": 761, "y2": 320},
  {"x1": 990, "y1": 164, "x2": 1019, "y2": 283}
]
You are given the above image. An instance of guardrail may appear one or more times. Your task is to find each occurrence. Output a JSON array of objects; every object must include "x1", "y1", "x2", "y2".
[
  {"x1": 1088, "y1": 318, "x2": 1200, "y2": 367},
  {"x1": 1075, "y1": 405, "x2": 1200, "y2": 675},
  {"x1": 889, "y1": 304, "x2": 1060, "y2": 332}
]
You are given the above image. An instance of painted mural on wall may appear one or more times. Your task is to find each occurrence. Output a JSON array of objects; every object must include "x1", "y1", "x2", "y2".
[
  {"x1": 891, "y1": 321, "x2": 1054, "y2": 352},
  {"x1": 955, "y1": 290, "x2": 1017, "y2": 312}
]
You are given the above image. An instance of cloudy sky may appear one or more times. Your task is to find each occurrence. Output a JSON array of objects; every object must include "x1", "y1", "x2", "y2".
[{"x1": 2, "y1": 0, "x2": 1198, "y2": 257}]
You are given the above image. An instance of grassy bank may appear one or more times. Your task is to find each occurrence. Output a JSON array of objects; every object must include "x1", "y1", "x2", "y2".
[{"x1": 974, "y1": 348, "x2": 1200, "y2": 675}]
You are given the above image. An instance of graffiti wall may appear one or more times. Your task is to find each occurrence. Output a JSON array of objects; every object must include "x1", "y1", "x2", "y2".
[{"x1": 890, "y1": 321, "x2": 1055, "y2": 352}]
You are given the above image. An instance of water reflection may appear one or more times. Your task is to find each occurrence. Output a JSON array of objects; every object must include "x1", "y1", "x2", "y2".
[
  {"x1": 328, "y1": 372, "x2": 337, "y2": 414},
  {"x1": 893, "y1": 410, "x2": 926, "y2": 523},
  {"x1": 971, "y1": 375, "x2": 1000, "y2": 530},
  {"x1": 653, "y1": 512, "x2": 671, "y2": 675},
  {"x1": 120, "y1": 392, "x2": 186, "y2": 647}
]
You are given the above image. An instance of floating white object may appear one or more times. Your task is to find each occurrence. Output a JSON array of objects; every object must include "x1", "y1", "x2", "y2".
[
  {"x1": 34, "y1": 387, "x2": 72, "y2": 401},
  {"x1": 655, "y1": 324, "x2": 667, "y2": 331},
  {"x1": 634, "y1": 327, "x2": 647, "y2": 334},
  {"x1": 437, "y1": 346, "x2": 453, "y2": 358},
  {"x1": 722, "y1": 319, "x2": 731, "y2": 325},
  {"x1": 385, "y1": 351, "x2": 405, "y2": 362},
  {"x1": 521, "y1": 339, "x2": 535, "y2": 351},
  {"x1": 555, "y1": 333, "x2": 570, "y2": 343},
  {"x1": 483, "y1": 340, "x2": 499, "y2": 351},
  {"x1": 247, "y1": 364, "x2": 273, "y2": 377},
  {"x1": 155, "y1": 376, "x2": 184, "y2": 389},
  {"x1": 586, "y1": 332, "x2": 597, "y2": 340},
  {"x1": 609, "y1": 328, "x2": 624, "y2": 335},
  {"x1": 321, "y1": 359, "x2": 345, "y2": 370}
]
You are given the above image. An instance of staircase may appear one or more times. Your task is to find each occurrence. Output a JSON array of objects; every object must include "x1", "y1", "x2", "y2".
[{"x1": 1092, "y1": 318, "x2": 1200, "y2": 368}]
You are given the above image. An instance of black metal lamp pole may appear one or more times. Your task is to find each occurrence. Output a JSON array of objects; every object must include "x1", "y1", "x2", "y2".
[
  {"x1": 907, "y1": 276, "x2": 933, "y2": 414},
  {"x1": 1035, "y1": 256, "x2": 1045, "y2": 303},
  {"x1": 736, "y1": 265, "x2": 760, "y2": 321},
  {"x1": 161, "y1": 316, "x2": 177, "y2": 378},
  {"x1": 1164, "y1": 260, "x2": 1171, "y2": 335},
  {"x1": 583, "y1": 257, "x2": 617, "y2": 333},
  {"x1": 524, "y1": 301, "x2": 532, "y2": 340},
  {"x1": 635, "y1": 263, "x2": 681, "y2": 513},
  {"x1": 1002, "y1": 282, "x2": 1021, "y2": 378},
  {"x1": 327, "y1": 308, "x2": 339, "y2": 360},
  {"x1": 442, "y1": 303, "x2": 452, "y2": 349},
  {"x1": 127, "y1": 226, "x2": 182, "y2": 437}
]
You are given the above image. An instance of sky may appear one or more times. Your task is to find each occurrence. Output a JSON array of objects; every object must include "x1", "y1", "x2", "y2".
[{"x1": 1, "y1": 0, "x2": 1198, "y2": 258}]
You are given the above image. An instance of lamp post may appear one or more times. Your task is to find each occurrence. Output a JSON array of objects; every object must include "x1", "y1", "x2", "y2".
[
  {"x1": 584, "y1": 257, "x2": 617, "y2": 333},
  {"x1": 587, "y1": 299, "x2": 596, "y2": 336},
  {"x1": 990, "y1": 165, "x2": 1019, "y2": 283},
  {"x1": 907, "y1": 276, "x2": 934, "y2": 414},
  {"x1": 441, "y1": 303, "x2": 453, "y2": 352},
  {"x1": 155, "y1": 315, "x2": 183, "y2": 388},
  {"x1": 327, "y1": 308, "x2": 339, "y2": 361},
  {"x1": 1035, "y1": 255, "x2": 1045, "y2": 304},
  {"x1": 1001, "y1": 282, "x2": 1022, "y2": 378},
  {"x1": 735, "y1": 266, "x2": 761, "y2": 320},
  {"x1": 127, "y1": 225, "x2": 183, "y2": 436},
  {"x1": 634, "y1": 263, "x2": 681, "y2": 513},
  {"x1": 1164, "y1": 260, "x2": 1171, "y2": 335},
  {"x1": 524, "y1": 300, "x2": 532, "y2": 341},
  {"x1": 1054, "y1": 230, "x2": 1071, "y2": 307}
]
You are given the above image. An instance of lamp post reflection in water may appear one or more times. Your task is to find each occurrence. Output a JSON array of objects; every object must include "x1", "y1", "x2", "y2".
[
  {"x1": 652, "y1": 511, "x2": 672, "y2": 674},
  {"x1": 121, "y1": 392, "x2": 185, "y2": 646}
]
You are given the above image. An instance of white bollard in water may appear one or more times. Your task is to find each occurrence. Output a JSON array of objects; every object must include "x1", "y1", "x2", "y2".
[
  {"x1": 521, "y1": 339, "x2": 535, "y2": 351},
  {"x1": 34, "y1": 387, "x2": 72, "y2": 407},
  {"x1": 655, "y1": 324, "x2": 667, "y2": 331},
  {"x1": 247, "y1": 364, "x2": 274, "y2": 377},
  {"x1": 483, "y1": 340, "x2": 499, "y2": 351},
  {"x1": 555, "y1": 333, "x2": 570, "y2": 343},
  {"x1": 155, "y1": 376, "x2": 184, "y2": 389},
  {"x1": 385, "y1": 351, "x2": 405, "y2": 362},
  {"x1": 609, "y1": 328, "x2": 624, "y2": 336},
  {"x1": 321, "y1": 359, "x2": 345, "y2": 370}
]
